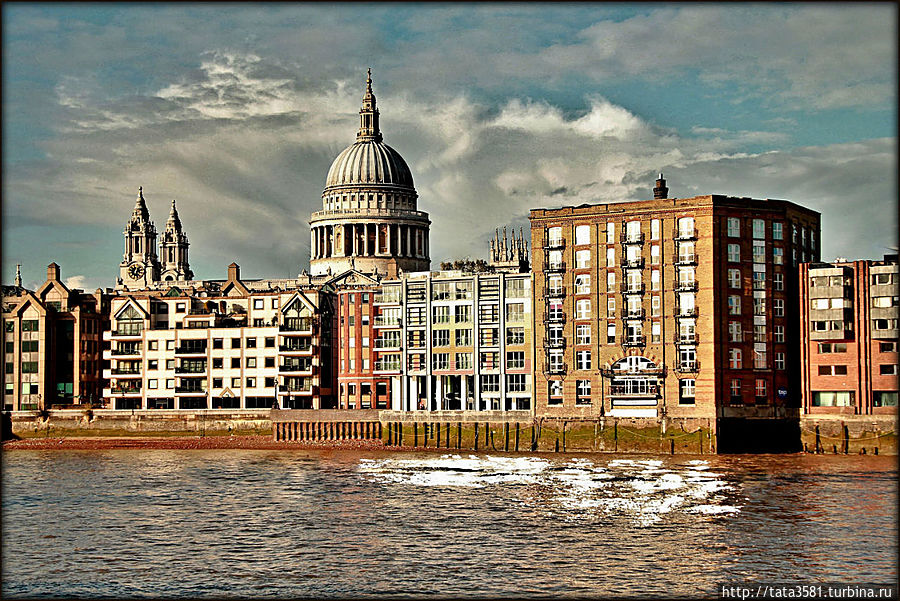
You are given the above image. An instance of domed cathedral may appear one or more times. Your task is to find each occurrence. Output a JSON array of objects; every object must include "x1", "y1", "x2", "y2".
[{"x1": 309, "y1": 70, "x2": 431, "y2": 278}]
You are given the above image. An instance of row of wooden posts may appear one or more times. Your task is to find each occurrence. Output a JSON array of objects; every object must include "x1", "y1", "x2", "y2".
[
  {"x1": 273, "y1": 421, "x2": 382, "y2": 441},
  {"x1": 384, "y1": 421, "x2": 534, "y2": 452}
]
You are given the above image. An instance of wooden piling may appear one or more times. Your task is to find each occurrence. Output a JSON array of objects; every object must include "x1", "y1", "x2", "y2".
[
  {"x1": 504, "y1": 423, "x2": 510, "y2": 452},
  {"x1": 457, "y1": 422, "x2": 461, "y2": 449},
  {"x1": 414, "y1": 422, "x2": 418, "y2": 447},
  {"x1": 474, "y1": 424, "x2": 479, "y2": 451},
  {"x1": 515, "y1": 423, "x2": 519, "y2": 452}
]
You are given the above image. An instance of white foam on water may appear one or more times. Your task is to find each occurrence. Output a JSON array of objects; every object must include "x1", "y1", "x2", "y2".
[{"x1": 358, "y1": 455, "x2": 740, "y2": 525}]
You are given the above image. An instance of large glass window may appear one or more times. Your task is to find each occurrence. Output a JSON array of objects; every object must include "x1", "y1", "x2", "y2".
[
  {"x1": 575, "y1": 225, "x2": 590, "y2": 245},
  {"x1": 727, "y1": 217, "x2": 741, "y2": 237},
  {"x1": 752, "y1": 219, "x2": 765, "y2": 239}
]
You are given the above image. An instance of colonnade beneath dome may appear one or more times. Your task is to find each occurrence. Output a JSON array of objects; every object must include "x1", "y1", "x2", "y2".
[{"x1": 311, "y1": 222, "x2": 429, "y2": 261}]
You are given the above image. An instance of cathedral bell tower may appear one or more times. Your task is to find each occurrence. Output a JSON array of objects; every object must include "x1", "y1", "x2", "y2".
[
  {"x1": 160, "y1": 199, "x2": 193, "y2": 282},
  {"x1": 119, "y1": 187, "x2": 161, "y2": 288}
]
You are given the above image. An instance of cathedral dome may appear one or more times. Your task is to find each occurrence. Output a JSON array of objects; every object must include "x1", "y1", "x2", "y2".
[{"x1": 325, "y1": 140, "x2": 414, "y2": 189}]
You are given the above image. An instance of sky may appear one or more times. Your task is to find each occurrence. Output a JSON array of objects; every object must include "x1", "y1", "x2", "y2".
[{"x1": 2, "y1": 3, "x2": 897, "y2": 291}]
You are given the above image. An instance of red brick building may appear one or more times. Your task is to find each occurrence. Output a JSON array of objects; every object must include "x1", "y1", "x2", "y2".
[
  {"x1": 799, "y1": 257, "x2": 899, "y2": 415},
  {"x1": 529, "y1": 179, "x2": 820, "y2": 420}
]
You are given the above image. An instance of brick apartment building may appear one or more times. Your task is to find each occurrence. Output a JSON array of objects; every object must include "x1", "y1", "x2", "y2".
[
  {"x1": 529, "y1": 177, "x2": 821, "y2": 420},
  {"x1": 799, "y1": 257, "x2": 899, "y2": 414},
  {"x1": 3, "y1": 263, "x2": 108, "y2": 411}
]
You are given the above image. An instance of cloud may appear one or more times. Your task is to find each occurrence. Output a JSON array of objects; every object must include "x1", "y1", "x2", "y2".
[{"x1": 64, "y1": 275, "x2": 87, "y2": 290}]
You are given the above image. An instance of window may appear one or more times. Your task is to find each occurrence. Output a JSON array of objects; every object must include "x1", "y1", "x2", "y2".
[
  {"x1": 651, "y1": 219, "x2": 660, "y2": 240},
  {"x1": 432, "y1": 330, "x2": 450, "y2": 347},
  {"x1": 231, "y1": 357, "x2": 241, "y2": 368},
  {"x1": 812, "y1": 391, "x2": 854, "y2": 407},
  {"x1": 246, "y1": 337, "x2": 257, "y2": 348},
  {"x1": 575, "y1": 299, "x2": 591, "y2": 320},
  {"x1": 481, "y1": 374, "x2": 500, "y2": 392},
  {"x1": 818, "y1": 365, "x2": 849, "y2": 376},
  {"x1": 650, "y1": 244, "x2": 660, "y2": 265},
  {"x1": 679, "y1": 379, "x2": 696, "y2": 404},
  {"x1": 731, "y1": 379, "x2": 742, "y2": 399},
  {"x1": 874, "y1": 318, "x2": 898, "y2": 330},
  {"x1": 547, "y1": 326, "x2": 563, "y2": 347},
  {"x1": 433, "y1": 306, "x2": 450, "y2": 324},
  {"x1": 774, "y1": 325, "x2": 785, "y2": 343},
  {"x1": 265, "y1": 337, "x2": 275, "y2": 348},
  {"x1": 506, "y1": 278, "x2": 528, "y2": 298},
  {"x1": 729, "y1": 296, "x2": 741, "y2": 315},
  {"x1": 752, "y1": 242, "x2": 765, "y2": 264},
  {"x1": 454, "y1": 305, "x2": 471, "y2": 323},
  {"x1": 548, "y1": 276, "x2": 563, "y2": 295},
  {"x1": 729, "y1": 348, "x2": 742, "y2": 369},
  {"x1": 548, "y1": 349, "x2": 564, "y2": 372},
  {"x1": 246, "y1": 357, "x2": 256, "y2": 368},
  {"x1": 728, "y1": 269, "x2": 741, "y2": 289},
  {"x1": 547, "y1": 227, "x2": 563, "y2": 247},
  {"x1": 231, "y1": 377, "x2": 241, "y2": 388},
  {"x1": 727, "y1": 217, "x2": 741, "y2": 237},
  {"x1": 774, "y1": 272, "x2": 784, "y2": 291},
  {"x1": 167, "y1": 379, "x2": 174, "y2": 389},
  {"x1": 606, "y1": 247, "x2": 615, "y2": 267},
  {"x1": 265, "y1": 357, "x2": 275, "y2": 368},
  {"x1": 576, "y1": 380, "x2": 591, "y2": 405},
  {"x1": 677, "y1": 217, "x2": 695, "y2": 238},
  {"x1": 607, "y1": 271, "x2": 616, "y2": 289},
  {"x1": 729, "y1": 321, "x2": 742, "y2": 342},
  {"x1": 212, "y1": 358, "x2": 222, "y2": 369},
  {"x1": 754, "y1": 296, "x2": 766, "y2": 316},
  {"x1": 253, "y1": 298, "x2": 264, "y2": 310},
  {"x1": 455, "y1": 353, "x2": 472, "y2": 370},
  {"x1": 212, "y1": 338, "x2": 223, "y2": 349},
  {"x1": 456, "y1": 328, "x2": 472, "y2": 346},
  {"x1": 175, "y1": 302, "x2": 186, "y2": 313},
  {"x1": 506, "y1": 303, "x2": 525, "y2": 323},
  {"x1": 548, "y1": 380, "x2": 563, "y2": 404},
  {"x1": 432, "y1": 283, "x2": 452, "y2": 301},
  {"x1": 754, "y1": 348, "x2": 767, "y2": 369},
  {"x1": 607, "y1": 297, "x2": 616, "y2": 318},
  {"x1": 167, "y1": 359, "x2": 175, "y2": 370},
  {"x1": 775, "y1": 353, "x2": 785, "y2": 370},
  {"x1": 874, "y1": 392, "x2": 898, "y2": 407},
  {"x1": 575, "y1": 225, "x2": 590, "y2": 245},
  {"x1": 246, "y1": 377, "x2": 256, "y2": 388},
  {"x1": 651, "y1": 296, "x2": 660, "y2": 317},
  {"x1": 880, "y1": 364, "x2": 898, "y2": 375},
  {"x1": 773, "y1": 247, "x2": 783, "y2": 265},
  {"x1": 506, "y1": 351, "x2": 525, "y2": 370},
  {"x1": 479, "y1": 351, "x2": 499, "y2": 370},
  {"x1": 651, "y1": 321, "x2": 661, "y2": 343},
  {"x1": 607, "y1": 324, "x2": 616, "y2": 344},
  {"x1": 574, "y1": 274, "x2": 590, "y2": 294},
  {"x1": 575, "y1": 250, "x2": 590, "y2": 269},
  {"x1": 752, "y1": 219, "x2": 765, "y2": 239},
  {"x1": 650, "y1": 270, "x2": 660, "y2": 291},
  {"x1": 432, "y1": 353, "x2": 450, "y2": 370},
  {"x1": 576, "y1": 324, "x2": 591, "y2": 345},
  {"x1": 547, "y1": 301, "x2": 563, "y2": 321},
  {"x1": 506, "y1": 327, "x2": 525, "y2": 345},
  {"x1": 728, "y1": 244, "x2": 740, "y2": 262},
  {"x1": 873, "y1": 296, "x2": 900, "y2": 308},
  {"x1": 576, "y1": 350, "x2": 591, "y2": 371},
  {"x1": 880, "y1": 342, "x2": 897, "y2": 353},
  {"x1": 606, "y1": 222, "x2": 615, "y2": 244},
  {"x1": 755, "y1": 379, "x2": 767, "y2": 398},
  {"x1": 772, "y1": 222, "x2": 783, "y2": 240},
  {"x1": 507, "y1": 374, "x2": 527, "y2": 393},
  {"x1": 773, "y1": 299, "x2": 784, "y2": 317},
  {"x1": 232, "y1": 337, "x2": 241, "y2": 349}
]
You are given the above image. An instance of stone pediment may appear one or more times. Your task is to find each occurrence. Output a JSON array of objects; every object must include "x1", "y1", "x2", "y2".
[{"x1": 322, "y1": 269, "x2": 379, "y2": 289}]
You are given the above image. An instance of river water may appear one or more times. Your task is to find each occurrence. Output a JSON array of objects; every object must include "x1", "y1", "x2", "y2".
[{"x1": 1, "y1": 449, "x2": 896, "y2": 599}]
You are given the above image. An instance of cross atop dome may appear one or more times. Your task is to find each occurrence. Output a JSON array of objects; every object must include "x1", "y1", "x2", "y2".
[{"x1": 357, "y1": 68, "x2": 382, "y2": 142}]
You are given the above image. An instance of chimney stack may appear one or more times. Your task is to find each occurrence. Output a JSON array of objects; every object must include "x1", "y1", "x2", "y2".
[{"x1": 653, "y1": 173, "x2": 668, "y2": 199}]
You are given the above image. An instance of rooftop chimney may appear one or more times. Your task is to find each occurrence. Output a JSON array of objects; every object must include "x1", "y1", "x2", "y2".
[
  {"x1": 227, "y1": 262, "x2": 240, "y2": 281},
  {"x1": 47, "y1": 262, "x2": 60, "y2": 281},
  {"x1": 653, "y1": 173, "x2": 668, "y2": 199}
]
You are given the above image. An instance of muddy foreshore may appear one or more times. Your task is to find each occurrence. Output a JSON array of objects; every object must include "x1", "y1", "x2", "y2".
[{"x1": 1, "y1": 435, "x2": 388, "y2": 451}]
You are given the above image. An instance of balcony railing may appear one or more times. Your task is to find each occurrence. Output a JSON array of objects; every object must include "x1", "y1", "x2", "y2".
[
  {"x1": 111, "y1": 368, "x2": 142, "y2": 375},
  {"x1": 112, "y1": 329, "x2": 144, "y2": 337},
  {"x1": 609, "y1": 383, "x2": 660, "y2": 397},
  {"x1": 279, "y1": 363, "x2": 314, "y2": 372},
  {"x1": 280, "y1": 319, "x2": 315, "y2": 333},
  {"x1": 621, "y1": 257, "x2": 645, "y2": 269},
  {"x1": 543, "y1": 338, "x2": 566, "y2": 349},
  {"x1": 175, "y1": 344, "x2": 207, "y2": 355},
  {"x1": 620, "y1": 282, "x2": 645, "y2": 295},
  {"x1": 621, "y1": 335, "x2": 647, "y2": 347},
  {"x1": 546, "y1": 286, "x2": 566, "y2": 298},
  {"x1": 111, "y1": 348, "x2": 141, "y2": 356},
  {"x1": 175, "y1": 367, "x2": 207, "y2": 375},
  {"x1": 621, "y1": 308, "x2": 645, "y2": 320},
  {"x1": 620, "y1": 231, "x2": 645, "y2": 245},
  {"x1": 373, "y1": 317, "x2": 402, "y2": 327},
  {"x1": 543, "y1": 261, "x2": 566, "y2": 273},
  {"x1": 543, "y1": 313, "x2": 566, "y2": 324},
  {"x1": 543, "y1": 363, "x2": 568, "y2": 376},
  {"x1": 674, "y1": 228, "x2": 698, "y2": 240},
  {"x1": 110, "y1": 387, "x2": 142, "y2": 395},
  {"x1": 676, "y1": 308, "x2": 699, "y2": 318},
  {"x1": 279, "y1": 343, "x2": 312, "y2": 352},
  {"x1": 543, "y1": 238, "x2": 565, "y2": 250},
  {"x1": 675, "y1": 333, "x2": 700, "y2": 345},
  {"x1": 675, "y1": 360, "x2": 701, "y2": 374},
  {"x1": 674, "y1": 254, "x2": 698, "y2": 266},
  {"x1": 675, "y1": 280, "x2": 699, "y2": 292},
  {"x1": 373, "y1": 340, "x2": 402, "y2": 349},
  {"x1": 175, "y1": 386, "x2": 207, "y2": 395}
]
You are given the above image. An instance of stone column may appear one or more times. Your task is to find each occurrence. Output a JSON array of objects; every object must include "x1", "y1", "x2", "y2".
[
  {"x1": 352, "y1": 224, "x2": 358, "y2": 256},
  {"x1": 311, "y1": 228, "x2": 317, "y2": 259}
]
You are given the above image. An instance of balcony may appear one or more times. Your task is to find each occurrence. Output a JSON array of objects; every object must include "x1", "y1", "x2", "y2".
[
  {"x1": 620, "y1": 282, "x2": 645, "y2": 295},
  {"x1": 373, "y1": 340, "x2": 402, "y2": 350},
  {"x1": 111, "y1": 328, "x2": 143, "y2": 339},
  {"x1": 621, "y1": 335, "x2": 647, "y2": 347},
  {"x1": 674, "y1": 228, "x2": 698, "y2": 240},
  {"x1": 280, "y1": 318, "x2": 315, "y2": 333},
  {"x1": 543, "y1": 261, "x2": 566, "y2": 273},
  {"x1": 279, "y1": 343, "x2": 313, "y2": 354},
  {"x1": 279, "y1": 384, "x2": 313, "y2": 395},
  {"x1": 373, "y1": 316, "x2": 402, "y2": 327},
  {"x1": 675, "y1": 360, "x2": 701, "y2": 374},
  {"x1": 675, "y1": 333, "x2": 700, "y2": 345},
  {"x1": 543, "y1": 237, "x2": 565, "y2": 250},
  {"x1": 175, "y1": 343, "x2": 207, "y2": 356},
  {"x1": 110, "y1": 386, "x2": 142, "y2": 396},
  {"x1": 621, "y1": 257, "x2": 645, "y2": 269},
  {"x1": 676, "y1": 308, "x2": 699, "y2": 318},
  {"x1": 609, "y1": 383, "x2": 660, "y2": 397},
  {"x1": 110, "y1": 369, "x2": 142, "y2": 377},
  {"x1": 175, "y1": 386, "x2": 207, "y2": 395},
  {"x1": 543, "y1": 363, "x2": 567, "y2": 376},
  {"x1": 674, "y1": 254, "x2": 698, "y2": 266},
  {"x1": 620, "y1": 231, "x2": 645, "y2": 245},
  {"x1": 543, "y1": 338, "x2": 566, "y2": 349},
  {"x1": 111, "y1": 348, "x2": 141, "y2": 357},
  {"x1": 675, "y1": 280, "x2": 698, "y2": 292},
  {"x1": 546, "y1": 286, "x2": 566, "y2": 298},
  {"x1": 279, "y1": 363, "x2": 314, "y2": 373},
  {"x1": 175, "y1": 369, "x2": 207, "y2": 376},
  {"x1": 543, "y1": 313, "x2": 566, "y2": 325},
  {"x1": 621, "y1": 308, "x2": 645, "y2": 320}
]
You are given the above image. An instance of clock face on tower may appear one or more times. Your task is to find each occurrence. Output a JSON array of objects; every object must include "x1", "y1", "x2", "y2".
[{"x1": 128, "y1": 263, "x2": 145, "y2": 279}]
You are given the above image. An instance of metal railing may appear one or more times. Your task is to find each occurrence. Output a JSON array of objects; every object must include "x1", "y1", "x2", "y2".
[
  {"x1": 673, "y1": 254, "x2": 698, "y2": 265},
  {"x1": 620, "y1": 231, "x2": 645, "y2": 245},
  {"x1": 620, "y1": 282, "x2": 645, "y2": 295},
  {"x1": 543, "y1": 261, "x2": 566, "y2": 273},
  {"x1": 621, "y1": 308, "x2": 646, "y2": 320},
  {"x1": 621, "y1": 257, "x2": 645, "y2": 269}
]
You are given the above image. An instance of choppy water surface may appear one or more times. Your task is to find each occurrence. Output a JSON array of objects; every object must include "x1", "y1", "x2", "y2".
[{"x1": 2, "y1": 449, "x2": 896, "y2": 598}]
